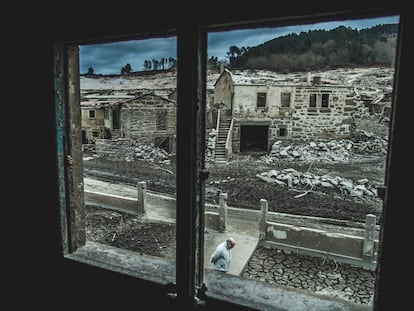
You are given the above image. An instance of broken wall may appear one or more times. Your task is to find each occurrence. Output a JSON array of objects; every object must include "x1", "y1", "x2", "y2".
[{"x1": 120, "y1": 94, "x2": 177, "y2": 152}]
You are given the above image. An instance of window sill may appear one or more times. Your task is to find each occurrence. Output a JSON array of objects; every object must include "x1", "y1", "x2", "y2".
[
  {"x1": 204, "y1": 271, "x2": 370, "y2": 311},
  {"x1": 65, "y1": 241, "x2": 176, "y2": 285},
  {"x1": 66, "y1": 241, "x2": 370, "y2": 311}
]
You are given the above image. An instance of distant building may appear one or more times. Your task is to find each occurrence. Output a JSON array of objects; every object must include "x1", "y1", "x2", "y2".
[
  {"x1": 81, "y1": 91, "x2": 176, "y2": 153},
  {"x1": 80, "y1": 69, "x2": 356, "y2": 159},
  {"x1": 120, "y1": 93, "x2": 176, "y2": 153},
  {"x1": 211, "y1": 69, "x2": 355, "y2": 159}
]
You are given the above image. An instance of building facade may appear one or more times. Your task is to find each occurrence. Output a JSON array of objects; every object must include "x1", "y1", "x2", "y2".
[
  {"x1": 213, "y1": 69, "x2": 355, "y2": 153},
  {"x1": 81, "y1": 92, "x2": 176, "y2": 153}
]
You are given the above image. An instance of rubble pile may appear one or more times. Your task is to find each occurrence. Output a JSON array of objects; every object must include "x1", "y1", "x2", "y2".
[
  {"x1": 349, "y1": 129, "x2": 388, "y2": 154},
  {"x1": 94, "y1": 138, "x2": 173, "y2": 164},
  {"x1": 256, "y1": 167, "x2": 378, "y2": 200},
  {"x1": 261, "y1": 132, "x2": 387, "y2": 164},
  {"x1": 133, "y1": 143, "x2": 172, "y2": 164}
]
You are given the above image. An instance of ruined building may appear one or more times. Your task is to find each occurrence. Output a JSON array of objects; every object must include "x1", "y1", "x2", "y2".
[
  {"x1": 210, "y1": 69, "x2": 355, "y2": 159},
  {"x1": 80, "y1": 80, "x2": 177, "y2": 153}
]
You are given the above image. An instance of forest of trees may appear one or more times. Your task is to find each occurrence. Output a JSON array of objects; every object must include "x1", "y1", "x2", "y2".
[
  {"x1": 143, "y1": 57, "x2": 177, "y2": 71},
  {"x1": 83, "y1": 23, "x2": 398, "y2": 76},
  {"x1": 209, "y1": 23, "x2": 398, "y2": 73},
  {"x1": 83, "y1": 57, "x2": 177, "y2": 76}
]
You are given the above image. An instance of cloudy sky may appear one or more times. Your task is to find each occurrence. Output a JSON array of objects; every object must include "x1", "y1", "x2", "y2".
[{"x1": 80, "y1": 15, "x2": 399, "y2": 75}]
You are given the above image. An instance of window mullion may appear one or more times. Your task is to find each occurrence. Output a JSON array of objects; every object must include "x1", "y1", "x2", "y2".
[
  {"x1": 195, "y1": 27, "x2": 208, "y2": 298},
  {"x1": 175, "y1": 25, "x2": 199, "y2": 306}
]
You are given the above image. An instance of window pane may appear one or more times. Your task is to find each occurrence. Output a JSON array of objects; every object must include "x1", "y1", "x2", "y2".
[
  {"x1": 205, "y1": 15, "x2": 399, "y2": 307},
  {"x1": 281, "y1": 92, "x2": 291, "y2": 107},
  {"x1": 79, "y1": 36, "x2": 177, "y2": 264}
]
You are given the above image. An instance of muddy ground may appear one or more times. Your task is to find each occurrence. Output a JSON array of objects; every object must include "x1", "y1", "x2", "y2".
[
  {"x1": 84, "y1": 149, "x2": 385, "y2": 222},
  {"x1": 83, "y1": 124, "x2": 386, "y2": 307},
  {"x1": 84, "y1": 140, "x2": 386, "y2": 257},
  {"x1": 81, "y1": 66, "x2": 391, "y2": 306}
]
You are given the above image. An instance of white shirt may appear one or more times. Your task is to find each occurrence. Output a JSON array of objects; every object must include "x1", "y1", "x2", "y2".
[{"x1": 210, "y1": 240, "x2": 232, "y2": 272}]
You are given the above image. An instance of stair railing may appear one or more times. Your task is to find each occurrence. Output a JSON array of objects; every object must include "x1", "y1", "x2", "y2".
[{"x1": 225, "y1": 118, "x2": 234, "y2": 161}]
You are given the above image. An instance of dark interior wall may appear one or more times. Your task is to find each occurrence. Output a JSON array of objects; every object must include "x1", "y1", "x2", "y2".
[
  {"x1": 240, "y1": 125, "x2": 269, "y2": 152},
  {"x1": 13, "y1": 3, "x2": 409, "y2": 310}
]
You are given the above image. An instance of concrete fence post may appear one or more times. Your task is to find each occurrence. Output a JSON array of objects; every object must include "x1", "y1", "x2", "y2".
[
  {"x1": 258, "y1": 199, "x2": 268, "y2": 240},
  {"x1": 218, "y1": 193, "x2": 228, "y2": 232},
  {"x1": 363, "y1": 214, "x2": 376, "y2": 258},
  {"x1": 137, "y1": 181, "x2": 147, "y2": 214}
]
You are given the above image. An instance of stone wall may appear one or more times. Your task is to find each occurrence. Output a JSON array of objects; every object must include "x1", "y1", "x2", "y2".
[
  {"x1": 291, "y1": 86, "x2": 355, "y2": 140},
  {"x1": 229, "y1": 84, "x2": 354, "y2": 152},
  {"x1": 121, "y1": 94, "x2": 176, "y2": 151}
]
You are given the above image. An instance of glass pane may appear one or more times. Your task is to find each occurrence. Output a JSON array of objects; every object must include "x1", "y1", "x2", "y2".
[
  {"x1": 79, "y1": 36, "x2": 177, "y2": 263},
  {"x1": 204, "y1": 15, "x2": 399, "y2": 307}
]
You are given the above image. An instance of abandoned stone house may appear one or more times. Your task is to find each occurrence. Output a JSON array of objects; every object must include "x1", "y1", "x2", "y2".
[
  {"x1": 80, "y1": 69, "x2": 356, "y2": 160},
  {"x1": 209, "y1": 69, "x2": 355, "y2": 160},
  {"x1": 81, "y1": 91, "x2": 177, "y2": 153}
]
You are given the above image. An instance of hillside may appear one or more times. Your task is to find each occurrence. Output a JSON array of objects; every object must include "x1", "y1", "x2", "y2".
[{"x1": 227, "y1": 24, "x2": 398, "y2": 72}]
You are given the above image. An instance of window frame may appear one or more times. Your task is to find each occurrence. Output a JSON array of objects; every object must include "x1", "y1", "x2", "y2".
[
  {"x1": 280, "y1": 92, "x2": 291, "y2": 108},
  {"x1": 321, "y1": 93, "x2": 330, "y2": 108},
  {"x1": 156, "y1": 110, "x2": 169, "y2": 131},
  {"x1": 309, "y1": 93, "x2": 317, "y2": 108},
  {"x1": 54, "y1": 10, "x2": 404, "y2": 310}
]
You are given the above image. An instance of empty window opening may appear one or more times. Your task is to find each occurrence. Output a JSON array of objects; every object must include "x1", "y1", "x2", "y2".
[
  {"x1": 156, "y1": 111, "x2": 168, "y2": 130},
  {"x1": 278, "y1": 127, "x2": 288, "y2": 137},
  {"x1": 309, "y1": 93, "x2": 330, "y2": 109},
  {"x1": 112, "y1": 109, "x2": 120, "y2": 129},
  {"x1": 82, "y1": 129, "x2": 87, "y2": 144},
  {"x1": 321, "y1": 93, "x2": 329, "y2": 107},
  {"x1": 256, "y1": 92, "x2": 267, "y2": 108},
  {"x1": 155, "y1": 136, "x2": 170, "y2": 152},
  {"x1": 309, "y1": 93, "x2": 317, "y2": 107},
  {"x1": 76, "y1": 35, "x2": 178, "y2": 273}
]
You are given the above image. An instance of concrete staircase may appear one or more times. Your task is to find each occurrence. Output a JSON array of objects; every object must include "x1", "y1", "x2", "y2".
[{"x1": 215, "y1": 117, "x2": 232, "y2": 163}]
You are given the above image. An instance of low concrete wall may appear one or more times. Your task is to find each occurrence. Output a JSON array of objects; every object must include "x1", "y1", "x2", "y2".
[
  {"x1": 85, "y1": 186, "x2": 379, "y2": 268},
  {"x1": 205, "y1": 211, "x2": 220, "y2": 230},
  {"x1": 258, "y1": 199, "x2": 378, "y2": 269},
  {"x1": 264, "y1": 222, "x2": 378, "y2": 265},
  {"x1": 84, "y1": 190, "x2": 142, "y2": 215}
]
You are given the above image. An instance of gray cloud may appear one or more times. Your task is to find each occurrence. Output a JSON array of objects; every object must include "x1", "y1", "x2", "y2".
[{"x1": 80, "y1": 15, "x2": 399, "y2": 74}]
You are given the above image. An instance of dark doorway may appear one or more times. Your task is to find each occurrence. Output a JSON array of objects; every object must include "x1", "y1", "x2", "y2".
[
  {"x1": 155, "y1": 137, "x2": 170, "y2": 152},
  {"x1": 112, "y1": 109, "x2": 120, "y2": 129},
  {"x1": 240, "y1": 125, "x2": 268, "y2": 152},
  {"x1": 82, "y1": 129, "x2": 87, "y2": 144}
]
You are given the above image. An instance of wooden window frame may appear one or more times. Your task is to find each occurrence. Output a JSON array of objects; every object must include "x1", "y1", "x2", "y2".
[{"x1": 53, "y1": 9, "x2": 405, "y2": 310}]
